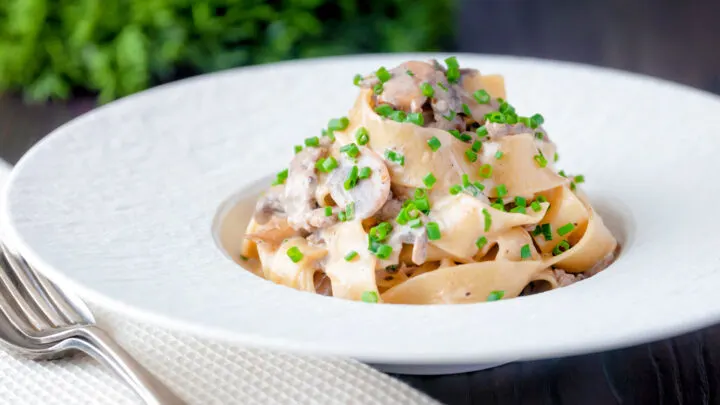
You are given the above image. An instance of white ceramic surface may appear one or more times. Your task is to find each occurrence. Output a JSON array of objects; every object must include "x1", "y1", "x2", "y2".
[{"x1": 2, "y1": 54, "x2": 719, "y2": 372}]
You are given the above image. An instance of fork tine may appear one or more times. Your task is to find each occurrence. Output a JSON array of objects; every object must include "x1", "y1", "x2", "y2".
[
  {"x1": 28, "y1": 264, "x2": 89, "y2": 325},
  {"x1": 0, "y1": 244, "x2": 63, "y2": 328},
  {"x1": 0, "y1": 250, "x2": 48, "y2": 330}
]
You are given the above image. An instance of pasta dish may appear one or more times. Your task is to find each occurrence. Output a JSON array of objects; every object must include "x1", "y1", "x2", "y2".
[{"x1": 238, "y1": 58, "x2": 618, "y2": 304}]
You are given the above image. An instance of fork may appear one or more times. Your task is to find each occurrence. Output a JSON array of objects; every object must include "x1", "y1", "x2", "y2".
[{"x1": 0, "y1": 244, "x2": 186, "y2": 404}]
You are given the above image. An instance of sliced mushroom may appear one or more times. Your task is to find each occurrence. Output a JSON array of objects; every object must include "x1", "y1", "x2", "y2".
[
  {"x1": 389, "y1": 224, "x2": 428, "y2": 265},
  {"x1": 327, "y1": 147, "x2": 390, "y2": 220},
  {"x1": 284, "y1": 143, "x2": 337, "y2": 232},
  {"x1": 485, "y1": 122, "x2": 547, "y2": 139},
  {"x1": 359, "y1": 60, "x2": 469, "y2": 130}
]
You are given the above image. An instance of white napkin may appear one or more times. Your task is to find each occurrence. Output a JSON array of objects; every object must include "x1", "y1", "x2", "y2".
[{"x1": 0, "y1": 160, "x2": 437, "y2": 405}]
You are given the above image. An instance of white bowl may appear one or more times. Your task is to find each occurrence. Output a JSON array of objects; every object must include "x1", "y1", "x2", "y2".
[{"x1": 3, "y1": 54, "x2": 719, "y2": 375}]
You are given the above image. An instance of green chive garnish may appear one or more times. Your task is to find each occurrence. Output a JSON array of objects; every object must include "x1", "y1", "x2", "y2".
[
  {"x1": 408, "y1": 218, "x2": 423, "y2": 228},
  {"x1": 294, "y1": 145, "x2": 302, "y2": 154},
  {"x1": 272, "y1": 169, "x2": 289, "y2": 185},
  {"x1": 476, "y1": 236, "x2": 488, "y2": 250},
  {"x1": 385, "y1": 150, "x2": 405, "y2": 166},
  {"x1": 375, "y1": 244, "x2": 393, "y2": 259},
  {"x1": 443, "y1": 110, "x2": 457, "y2": 121},
  {"x1": 473, "y1": 89, "x2": 490, "y2": 104},
  {"x1": 373, "y1": 83, "x2": 383, "y2": 95},
  {"x1": 304, "y1": 136, "x2": 320, "y2": 147},
  {"x1": 558, "y1": 170, "x2": 567, "y2": 177},
  {"x1": 461, "y1": 103, "x2": 472, "y2": 116},
  {"x1": 406, "y1": 70, "x2": 414, "y2": 77},
  {"x1": 554, "y1": 152, "x2": 559, "y2": 162},
  {"x1": 423, "y1": 173, "x2": 437, "y2": 188},
  {"x1": 472, "y1": 140, "x2": 482, "y2": 153},
  {"x1": 536, "y1": 195, "x2": 548, "y2": 203},
  {"x1": 487, "y1": 290, "x2": 504, "y2": 301},
  {"x1": 473, "y1": 181, "x2": 485, "y2": 191},
  {"x1": 485, "y1": 111, "x2": 506, "y2": 123},
  {"x1": 491, "y1": 203, "x2": 505, "y2": 211},
  {"x1": 345, "y1": 202, "x2": 355, "y2": 221},
  {"x1": 340, "y1": 143, "x2": 360, "y2": 158},
  {"x1": 557, "y1": 223, "x2": 575, "y2": 236},
  {"x1": 321, "y1": 156, "x2": 338, "y2": 172},
  {"x1": 344, "y1": 166, "x2": 359, "y2": 190},
  {"x1": 510, "y1": 206, "x2": 526, "y2": 214},
  {"x1": 534, "y1": 152, "x2": 548, "y2": 168},
  {"x1": 390, "y1": 110, "x2": 407, "y2": 122},
  {"x1": 369, "y1": 222, "x2": 392, "y2": 241},
  {"x1": 445, "y1": 56, "x2": 459, "y2": 69},
  {"x1": 353, "y1": 74, "x2": 362, "y2": 86},
  {"x1": 325, "y1": 206, "x2": 332, "y2": 217},
  {"x1": 338, "y1": 211, "x2": 347, "y2": 221},
  {"x1": 361, "y1": 290, "x2": 379, "y2": 303},
  {"x1": 494, "y1": 151, "x2": 504, "y2": 159},
  {"x1": 426, "y1": 222, "x2": 441, "y2": 240},
  {"x1": 535, "y1": 132, "x2": 544, "y2": 140},
  {"x1": 478, "y1": 164, "x2": 493, "y2": 179},
  {"x1": 495, "y1": 184, "x2": 508, "y2": 198},
  {"x1": 438, "y1": 82, "x2": 448, "y2": 91},
  {"x1": 574, "y1": 175, "x2": 585, "y2": 184},
  {"x1": 482, "y1": 208, "x2": 492, "y2": 232},
  {"x1": 530, "y1": 113, "x2": 545, "y2": 129},
  {"x1": 476, "y1": 125, "x2": 488, "y2": 137},
  {"x1": 427, "y1": 136, "x2": 441, "y2": 151},
  {"x1": 345, "y1": 251, "x2": 358, "y2": 261},
  {"x1": 462, "y1": 174, "x2": 471, "y2": 188},
  {"x1": 449, "y1": 184, "x2": 463, "y2": 195},
  {"x1": 355, "y1": 127, "x2": 369, "y2": 145},
  {"x1": 520, "y1": 244, "x2": 531, "y2": 259},
  {"x1": 376, "y1": 66, "x2": 391, "y2": 83},
  {"x1": 530, "y1": 201, "x2": 542, "y2": 212},
  {"x1": 375, "y1": 104, "x2": 393, "y2": 117},
  {"x1": 465, "y1": 149, "x2": 478, "y2": 162},
  {"x1": 328, "y1": 117, "x2": 349, "y2": 131},
  {"x1": 406, "y1": 112, "x2": 424, "y2": 126},
  {"x1": 287, "y1": 246, "x2": 303, "y2": 263},
  {"x1": 358, "y1": 167, "x2": 372, "y2": 179},
  {"x1": 541, "y1": 223, "x2": 552, "y2": 241},
  {"x1": 514, "y1": 196, "x2": 527, "y2": 207},
  {"x1": 552, "y1": 240, "x2": 570, "y2": 256},
  {"x1": 420, "y1": 82, "x2": 434, "y2": 97}
]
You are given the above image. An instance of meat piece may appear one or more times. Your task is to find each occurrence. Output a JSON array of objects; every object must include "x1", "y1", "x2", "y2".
[
  {"x1": 327, "y1": 147, "x2": 391, "y2": 220},
  {"x1": 254, "y1": 185, "x2": 285, "y2": 225},
  {"x1": 553, "y1": 269, "x2": 586, "y2": 287},
  {"x1": 376, "y1": 198, "x2": 403, "y2": 221},
  {"x1": 284, "y1": 144, "x2": 337, "y2": 232}
]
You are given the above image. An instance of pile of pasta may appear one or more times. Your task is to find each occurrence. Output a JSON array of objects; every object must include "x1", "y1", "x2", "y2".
[{"x1": 240, "y1": 59, "x2": 618, "y2": 304}]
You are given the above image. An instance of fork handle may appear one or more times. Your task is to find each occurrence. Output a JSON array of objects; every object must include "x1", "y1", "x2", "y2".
[{"x1": 76, "y1": 325, "x2": 186, "y2": 405}]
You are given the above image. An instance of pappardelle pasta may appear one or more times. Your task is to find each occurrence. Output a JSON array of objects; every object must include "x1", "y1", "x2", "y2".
[{"x1": 239, "y1": 58, "x2": 618, "y2": 304}]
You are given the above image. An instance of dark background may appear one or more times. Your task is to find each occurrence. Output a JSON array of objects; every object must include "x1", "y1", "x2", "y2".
[{"x1": 2, "y1": 0, "x2": 719, "y2": 403}]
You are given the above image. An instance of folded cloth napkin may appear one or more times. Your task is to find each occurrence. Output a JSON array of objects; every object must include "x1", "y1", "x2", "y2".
[{"x1": 0, "y1": 160, "x2": 437, "y2": 405}]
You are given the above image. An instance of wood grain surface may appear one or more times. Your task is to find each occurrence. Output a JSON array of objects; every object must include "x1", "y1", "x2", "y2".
[{"x1": 1, "y1": 1, "x2": 719, "y2": 403}]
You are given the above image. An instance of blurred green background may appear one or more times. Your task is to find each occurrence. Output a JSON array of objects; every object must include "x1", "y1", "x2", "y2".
[{"x1": 0, "y1": 0, "x2": 455, "y2": 103}]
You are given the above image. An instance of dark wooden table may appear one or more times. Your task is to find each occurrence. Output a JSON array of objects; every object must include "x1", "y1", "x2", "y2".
[{"x1": 3, "y1": 0, "x2": 720, "y2": 403}]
